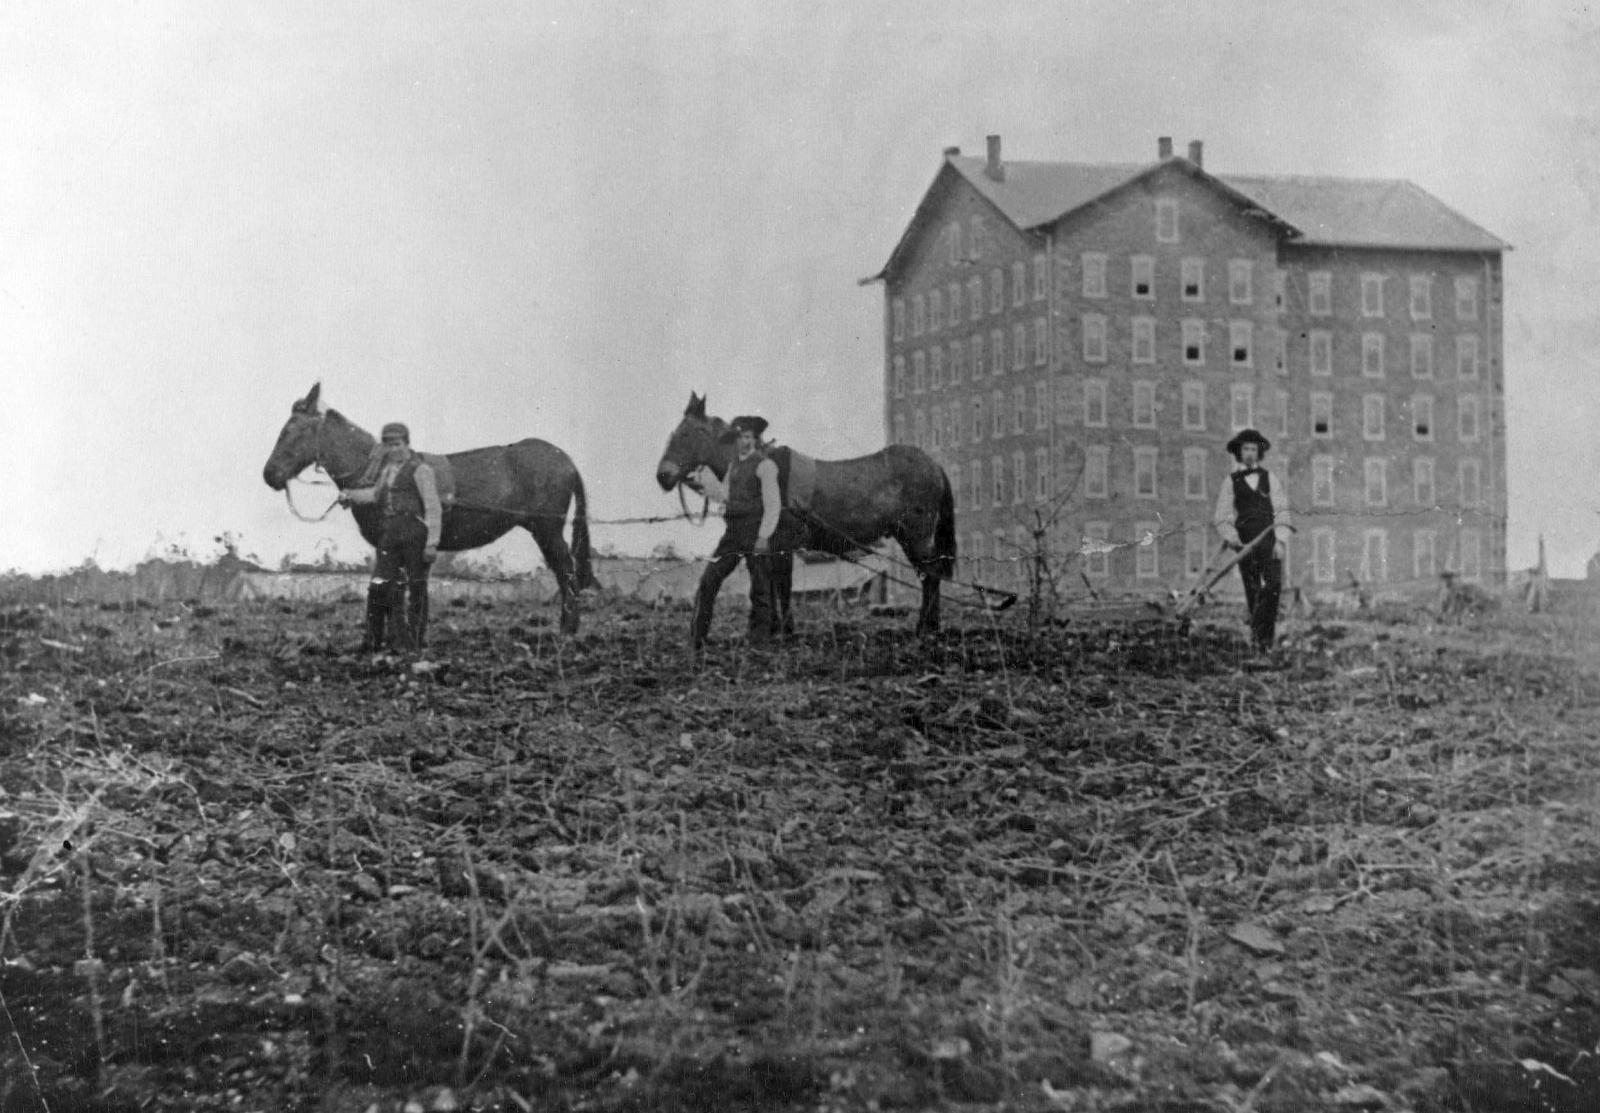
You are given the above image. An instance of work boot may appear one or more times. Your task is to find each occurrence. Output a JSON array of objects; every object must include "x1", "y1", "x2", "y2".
[
  {"x1": 361, "y1": 585, "x2": 389, "y2": 652},
  {"x1": 407, "y1": 583, "x2": 430, "y2": 651}
]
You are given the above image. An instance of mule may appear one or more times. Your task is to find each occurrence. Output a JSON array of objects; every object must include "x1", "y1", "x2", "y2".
[
  {"x1": 262, "y1": 383, "x2": 597, "y2": 634},
  {"x1": 654, "y1": 392, "x2": 956, "y2": 634}
]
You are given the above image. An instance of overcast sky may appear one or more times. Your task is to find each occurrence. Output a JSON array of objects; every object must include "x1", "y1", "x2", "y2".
[{"x1": 6, "y1": 1, "x2": 1599, "y2": 577}]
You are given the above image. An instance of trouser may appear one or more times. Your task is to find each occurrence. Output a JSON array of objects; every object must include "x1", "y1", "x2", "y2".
[
  {"x1": 691, "y1": 517, "x2": 773, "y2": 647},
  {"x1": 366, "y1": 516, "x2": 432, "y2": 651},
  {"x1": 1236, "y1": 533, "x2": 1282, "y2": 650},
  {"x1": 766, "y1": 512, "x2": 806, "y2": 638}
]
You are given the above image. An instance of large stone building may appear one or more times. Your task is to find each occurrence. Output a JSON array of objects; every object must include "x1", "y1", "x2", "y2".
[{"x1": 866, "y1": 136, "x2": 1507, "y2": 595}]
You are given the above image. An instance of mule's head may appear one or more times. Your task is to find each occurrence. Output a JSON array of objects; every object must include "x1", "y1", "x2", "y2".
[
  {"x1": 262, "y1": 383, "x2": 325, "y2": 490},
  {"x1": 655, "y1": 391, "x2": 730, "y2": 490}
]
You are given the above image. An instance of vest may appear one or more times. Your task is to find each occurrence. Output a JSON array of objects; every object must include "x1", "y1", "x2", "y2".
[
  {"x1": 725, "y1": 451, "x2": 768, "y2": 519},
  {"x1": 1232, "y1": 469, "x2": 1275, "y2": 542},
  {"x1": 380, "y1": 458, "x2": 429, "y2": 518}
]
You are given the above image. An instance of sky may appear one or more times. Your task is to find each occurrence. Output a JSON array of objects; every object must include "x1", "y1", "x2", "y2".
[{"x1": 6, "y1": 1, "x2": 1600, "y2": 577}]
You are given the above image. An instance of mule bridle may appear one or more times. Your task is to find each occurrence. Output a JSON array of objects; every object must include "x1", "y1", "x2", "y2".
[{"x1": 282, "y1": 410, "x2": 366, "y2": 522}]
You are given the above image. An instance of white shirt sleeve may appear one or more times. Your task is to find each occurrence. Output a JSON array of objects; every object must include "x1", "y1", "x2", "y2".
[{"x1": 757, "y1": 458, "x2": 781, "y2": 542}]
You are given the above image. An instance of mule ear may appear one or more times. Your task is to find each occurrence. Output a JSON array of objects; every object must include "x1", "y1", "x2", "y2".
[
  {"x1": 687, "y1": 391, "x2": 705, "y2": 418},
  {"x1": 304, "y1": 382, "x2": 322, "y2": 412}
]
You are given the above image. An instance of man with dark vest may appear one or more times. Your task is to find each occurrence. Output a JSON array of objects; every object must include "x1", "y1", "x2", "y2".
[
  {"x1": 689, "y1": 415, "x2": 781, "y2": 651},
  {"x1": 340, "y1": 422, "x2": 442, "y2": 652},
  {"x1": 1212, "y1": 428, "x2": 1291, "y2": 653}
]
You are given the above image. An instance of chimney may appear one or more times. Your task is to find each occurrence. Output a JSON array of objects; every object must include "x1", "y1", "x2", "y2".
[
  {"x1": 1158, "y1": 136, "x2": 1173, "y2": 160},
  {"x1": 985, "y1": 134, "x2": 1004, "y2": 182},
  {"x1": 943, "y1": 145, "x2": 961, "y2": 157},
  {"x1": 1187, "y1": 139, "x2": 1204, "y2": 169}
]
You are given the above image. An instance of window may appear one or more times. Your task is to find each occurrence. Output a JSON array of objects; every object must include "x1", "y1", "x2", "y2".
[
  {"x1": 1083, "y1": 314, "x2": 1108, "y2": 362},
  {"x1": 1273, "y1": 388, "x2": 1290, "y2": 438},
  {"x1": 1459, "y1": 395, "x2": 1481, "y2": 442},
  {"x1": 1012, "y1": 261, "x2": 1027, "y2": 308},
  {"x1": 1133, "y1": 447, "x2": 1158, "y2": 499},
  {"x1": 1033, "y1": 254, "x2": 1048, "y2": 300},
  {"x1": 971, "y1": 334, "x2": 985, "y2": 378},
  {"x1": 928, "y1": 289, "x2": 942, "y2": 333},
  {"x1": 1184, "y1": 448, "x2": 1209, "y2": 500},
  {"x1": 991, "y1": 390, "x2": 1006, "y2": 437},
  {"x1": 1230, "y1": 320, "x2": 1253, "y2": 366},
  {"x1": 1274, "y1": 269, "x2": 1286, "y2": 310},
  {"x1": 1035, "y1": 448, "x2": 1050, "y2": 501},
  {"x1": 969, "y1": 461, "x2": 983, "y2": 510},
  {"x1": 1361, "y1": 273, "x2": 1384, "y2": 317},
  {"x1": 947, "y1": 406, "x2": 960, "y2": 448},
  {"x1": 1084, "y1": 521, "x2": 1111, "y2": 577},
  {"x1": 991, "y1": 329, "x2": 1005, "y2": 375},
  {"x1": 967, "y1": 215, "x2": 984, "y2": 260},
  {"x1": 1459, "y1": 458, "x2": 1482, "y2": 507},
  {"x1": 1410, "y1": 275, "x2": 1432, "y2": 319},
  {"x1": 892, "y1": 299, "x2": 905, "y2": 342},
  {"x1": 1309, "y1": 272, "x2": 1332, "y2": 316},
  {"x1": 1310, "y1": 330, "x2": 1332, "y2": 376},
  {"x1": 1410, "y1": 334, "x2": 1433, "y2": 379},
  {"x1": 1084, "y1": 379, "x2": 1108, "y2": 427},
  {"x1": 1012, "y1": 451, "x2": 1026, "y2": 503},
  {"x1": 912, "y1": 351, "x2": 926, "y2": 393},
  {"x1": 946, "y1": 222, "x2": 962, "y2": 265},
  {"x1": 1132, "y1": 318, "x2": 1156, "y2": 363},
  {"x1": 1132, "y1": 255, "x2": 1155, "y2": 298},
  {"x1": 1362, "y1": 333, "x2": 1385, "y2": 377},
  {"x1": 1361, "y1": 529, "x2": 1389, "y2": 583},
  {"x1": 1182, "y1": 381, "x2": 1206, "y2": 431},
  {"x1": 1413, "y1": 531, "x2": 1437, "y2": 579},
  {"x1": 971, "y1": 397, "x2": 984, "y2": 443},
  {"x1": 1412, "y1": 394, "x2": 1433, "y2": 441},
  {"x1": 947, "y1": 282, "x2": 962, "y2": 328},
  {"x1": 989, "y1": 268, "x2": 1004, "y2": 314},
  {"x1": 1456, "y1": 335, "x2": 1480, "y2": 380},
  {"x1": 892, "y1": 412, "x2": 906, "y2": 444},
  {"x1": 991, "y1": 455, "x2": 1005, "y2": 506},
  {"x1": 1135, "y1": 521, "x2": 1160, "y2": 578},
  {"x1": 1312, "y1": 528, "x2": 1337, "y2": 583},
  {"x1": 1311, "y1": 456, "x2": 1335, "y2": 506},
  {"x1": 1364, "y1": 457, "x2": 1387, "y2": 506},
  {"x1": 931, "y1": 346, "x2": 945, "y2": 390},
  {"x1": 929, "y1": 405, "x2": 942, "y2": 450},
  {"x1": 1156, "y1": 199, "x2": 1178, "y2": 242},
  {"x1": 1363, "y1": 394, "x2": 1385, "y2": 441},
  {"x1": 913, "y1": 409, "x2": 927, "y2": 449},
  {"x1": 1012, "y1": 323, "x2": 1028, "y2": 371},
  {"x1": 1455, "y1": 276, "x2": 1478, "y2": 321},
  {"x1": 1033, "y1": 318, "x2": 1049, "y2": 366},
  {"x1": 1460, "y1": 530, "x2": 1482, "y2": 581},
  {"x1": 948, "y1": 463, "x2": 962, "y2": 511},
  {"x1": 1230, "y1": 383, "x2": 1254, "y2": 431},
  {"x1": 1229, "y1": 260, "x2": 1253, "y2": 304},
  {"x1": 912, "y1": 294, "x2": 926, "y2": 336},
  {"x1": 1311, "y1": 391, "x2": 1333, "y2": 438},
  {"x1": 1182, "y1": 319, "x2": 1206, "y2": 364},
  {"x1": 1273, "y1": 328, "x2": 1288, "y2": 375},
  {"x1": 1034, "y1": 381, "x2": 1050, "y2": 430},
  {"x1": 1181, "y1": 258, "x2": 1205, "y2": 301},
  {"x1": 964, "y1": 278, "x2": 983, "y2": 325},
  {"x1": 1084, "y1": 447, "x2": 1109, "y2": 498},
  {"x1": 1414, "y1": 458, "x2": 1435, "y2": 506},
  {"x1": 1119, "y1": 383, "x2": 1151, "y2": 431},
  {"x1": 893, "y1": 356, "x2": 906, "y2": 398},
  {"x1": 950, "y1": 341, "x2": 965, "y2": 385},
  {"x1": 1186, "y1": 529, "x2": 1208, "y2": 577},
  {"x1": 1082, "y1": 253, "x2": 1107, "y2": 298},
  {"x1": 1012, "y1": 385, "x2": 1027, "y2": 435}
]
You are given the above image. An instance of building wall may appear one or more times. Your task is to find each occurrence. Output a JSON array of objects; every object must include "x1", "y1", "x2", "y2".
[{"x1": 883, "y1": 162, "x2": 1506, "y2": 596}]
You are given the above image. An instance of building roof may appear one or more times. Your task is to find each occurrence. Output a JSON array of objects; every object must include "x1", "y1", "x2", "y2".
[{"x1": 869, "y1": 153, "x2": 1507, "y2": 282}]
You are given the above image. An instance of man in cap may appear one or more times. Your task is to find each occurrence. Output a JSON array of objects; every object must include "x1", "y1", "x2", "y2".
[
  {"x1": 689, "y1": 415, "x2": 782, "y2": 650},
  {"x1": 339, "y1": 421, "x2": 442, "y2": 652},
  {"x1": 1212, "y1": 428, "x2": 1290, "y2": 653}
]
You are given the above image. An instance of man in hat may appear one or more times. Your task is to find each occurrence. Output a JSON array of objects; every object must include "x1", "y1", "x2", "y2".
[
  {"x1": 689, "y1": 415, "x2": 782, "y2": 650},
  {"x1": 1212, "y1": 428, "x2": 1291, "y2": 653},
  {"x1": 339, "y1": 421, "x2": 442, "y2": 652}
]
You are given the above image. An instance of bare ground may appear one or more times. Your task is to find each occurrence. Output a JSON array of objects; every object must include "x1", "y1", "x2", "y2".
[{"x1": 3, "y1": 586, "x2": 1599, "y2": 1112}]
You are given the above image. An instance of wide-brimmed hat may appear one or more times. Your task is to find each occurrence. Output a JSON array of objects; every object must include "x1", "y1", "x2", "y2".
[
  {"x1": 1226, "y1": 428, "x2": 1270, "y2": 459},
  {"x1": 720, "y1": 415, "x2": 769, "y2": 443},
  {"x1": 380, "y1": 422, "x2": 411, "y2": 443}
]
